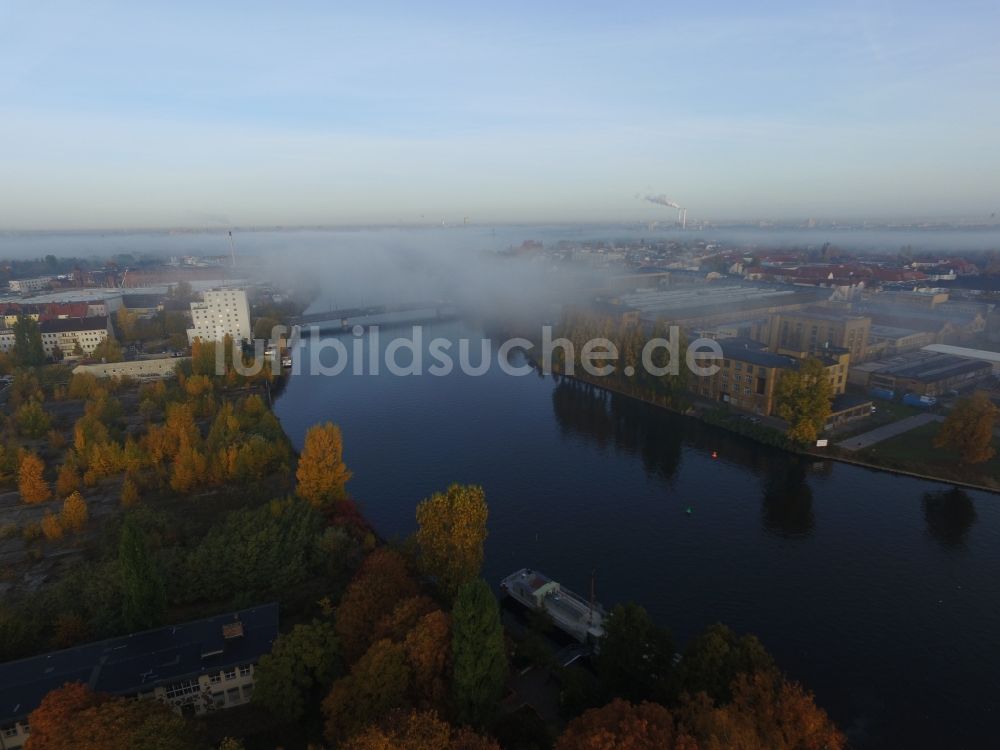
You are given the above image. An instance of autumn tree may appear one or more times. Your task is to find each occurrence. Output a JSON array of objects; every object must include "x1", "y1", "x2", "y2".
[
  {"x1": 91, "y1": 336, "x2": 124, "y2": 363},
  {"x1": 343, "y1": 710, "x2": 500, "y2": 750},
  {"x1": 60, "y1": 491, "x2": 89, "y2": 533},
  {"x1": 934, "y1": 391, "x2": 998, "y2": 464},
  {"x1": 677, "y1": 670, "x2": 845, "y2": 750},
  {"x1": 14, "y1": 400, "x2": 51, "y2": 439},
  {"x1": 774, "y1": 358, "x2": 833, "y2": 443},
  {"x1": 323, "y1": 639, "x2": 413, "y2": 745},
  {"x1": 416, "y1": 483, "x2": 488, "y2": 599},
  {"x1": 451, "y1": 579, "x2": 508, "y2": 727},
  {"x1": 170, "y1": 438, "x2": 208, "y2": 493},
  {"x1": 336, "y1": 548, "x2": 420, "y2": 663},
  {"x1": 373, "y1": 595, "x2": 438, "y2": 644},
  {"x1": 25, "y1": 682, "x2": 201, "y2": 750},
  {"x1": 18, "y1": 451, "x2": 51, "y2": 503},
  {"x1": 404, "y1": 610, "x2": 452, "y2": 710},
  {"x1": 121, "y1": 475, "x2": 140, "y2": 507},
  {"x1": 119, "y1": 516, "x2": 166, "y2": 630},
  {"x1": 296, "y1": 422, "x2": 352, "y2": 507},
  {"x1": 55, "y1": 459, "x2": 80, "y2": 497},
  {"x1": 253, "y1": 619, "x2": 342, "y2": 723},
  {"x1": 555, "y1": 699, "x2": 697, "y2": 750},
  {"x1": 671, "y1": 623, "x2": 775, "y2": 704},
  {"x1": 40, "y1": 512, "x2": 63, "y2": 540},
  {"x1": 596, "y1": 602, "x2": 674, "y2": 704}
]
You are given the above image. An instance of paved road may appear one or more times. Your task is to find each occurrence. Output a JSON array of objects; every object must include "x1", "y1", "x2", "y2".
[{"x1": 837, "y1": 412, "x2": 943, "y2": 452}]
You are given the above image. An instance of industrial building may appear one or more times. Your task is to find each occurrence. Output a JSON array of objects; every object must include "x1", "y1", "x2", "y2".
[
  {"x1": 611, "y1": 284, "x2": 827, "y2": 329},
  {"x1": 767, "y1": 307, "x2": 871, "y2": 363},
  {"x1": 920, "y1": 345, "x2": 1000, "y2": 375},
  {"x1": 7, "y1": 277, "x2": 53, "y2": 294},
  {"x1": 72, "y1": 356, "x2": 189, "y2": 380},
  {"x1": 187, "y1": 288, "x2": 252, "y2": 344},
  {"x1": 867, "y1": 325, "x2": 937, "y2": 359},
  {"x1": 0, "y1": 604, "x2": 278, "y2": 749},
  {"x1": 692, "y1": 338, "x2": 849, "y2": 417},
  {"x1": 848, "y1": 350, "x2": 993, "y2": 396}
]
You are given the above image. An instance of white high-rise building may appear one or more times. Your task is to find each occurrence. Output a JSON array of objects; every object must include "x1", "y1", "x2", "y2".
[{"x1": 186, "y1": 288, "x2": 252, "y2": 344}]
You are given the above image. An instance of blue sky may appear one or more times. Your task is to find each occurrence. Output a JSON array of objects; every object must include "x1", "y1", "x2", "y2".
[{"x1": 1, "y1": 1, "x2": 998, "y2": 229}]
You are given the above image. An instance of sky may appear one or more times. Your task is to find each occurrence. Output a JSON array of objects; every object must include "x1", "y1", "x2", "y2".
[{"x1": 1, "y1": 0, "x2": 998, "y2": 229}]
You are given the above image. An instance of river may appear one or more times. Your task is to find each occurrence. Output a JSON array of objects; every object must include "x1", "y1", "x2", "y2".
[{"x1": 274, "y1": 318, "x2": 1000, "y2": 750}]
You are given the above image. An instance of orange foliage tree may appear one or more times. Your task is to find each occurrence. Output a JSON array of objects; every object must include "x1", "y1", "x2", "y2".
[
  {"x1": 55, "y1": 459, "x2": 80, "y2": 497},
  {"x1": 121, "y1": 475, "x2": 140, "y2": 507},
  {"x1": 677, "y1": 671, "x2": 846, "y2": 750},
  {"x1": 336, "y1": 548, "x2": 419, "y2": 663},
  {"x1": 372, "y1": 595, "x2": 438, "y2": 644},
  {"x1": 555, "y1": 699, "x2": 699, "y2": 750},
  {"x1": 323, "y1": 639, "x2": 412, "y2": 745},
  {"x1": 403, "y1": 610, "x2": 452, "y2": 710},
  {"x1": 60, "y1": 491, "x2": 89, "y2": 533},
  {"x1": 343, "y1": 710, "x2": 500, "y2": 750},
  {"x1": 40, "y1": 512, "x2": 63, "y2": 540},
  {"x1": 18, "y1": 451, "x2": 50, "y2": 504},
  {"x1": 25, "y1": 682, "x2": 199, "y2": 750}
]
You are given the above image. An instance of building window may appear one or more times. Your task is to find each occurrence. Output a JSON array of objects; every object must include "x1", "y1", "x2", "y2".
[
  {"x1": 3, "y1": 725, "x2": 18, "y2": 738},
  {"x1": 239, "y1": 665, "x2": 251, "y2": 677},
  {"x1": 224, "y1": 668, "x2": 236, "y2": 681},
  {"x1": 226, "y1": 687, "x2": 241, "y2": 704},
  {"x1": 164, "y1": 679, "x2": 200, "y2": 700},
  {"x1": 210, "y1": 673, "x2": 221, "y2": 685}
]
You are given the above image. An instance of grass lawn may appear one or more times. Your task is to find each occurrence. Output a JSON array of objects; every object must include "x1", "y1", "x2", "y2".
[
  {"x1": 830, "y1": 398, "x2": 922, "y2": 440},
  {"x1": 859, "y1": 421, "x2": 1000, "y2": 489}
]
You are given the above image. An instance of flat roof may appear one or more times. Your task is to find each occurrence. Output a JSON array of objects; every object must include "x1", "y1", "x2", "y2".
[
  {"x1": 922, "y1": 344, "x2": 1000, "y2": 364},
  {"x1": 39, "y1": 316, "x2": 109, "y2": 334},
  {"x1": 0, "y1": 603, "x2": 278, "y2": 724},
  {"x1": 718, "y1": 338, "x2": 799, "y2": 370},
  {"x1": 869, "y1": 325, "x2": 921, "y2": 339}
]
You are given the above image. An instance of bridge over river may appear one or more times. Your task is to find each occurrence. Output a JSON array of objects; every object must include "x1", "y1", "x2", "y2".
[{"x1": 290, "y1": 300, "x2": 460, "y2": 331}]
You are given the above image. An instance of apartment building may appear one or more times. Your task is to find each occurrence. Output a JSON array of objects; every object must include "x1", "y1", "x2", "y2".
[
  {"x1": 0, "y1": 604, "x2": 278, "y2": 749},
  {"x1": 0, "y1": 316, "x2": 111, "y2": 358},
  {"x1": 187, "y1": 288, "x2": 252, "y2": 344}
]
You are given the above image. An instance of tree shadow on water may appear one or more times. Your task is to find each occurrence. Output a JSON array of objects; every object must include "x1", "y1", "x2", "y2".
[
  {"x1": 761, "y1": 463, "x2": 815, "y2": 538},
  {"x1": 922, "y1": 488, "x2": 977, "y2": 549}
]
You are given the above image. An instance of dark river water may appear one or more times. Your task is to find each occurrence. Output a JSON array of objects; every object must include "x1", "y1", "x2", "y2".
[{"x1": 275, "y1": 318, "x2": 1000, "y2": 750}]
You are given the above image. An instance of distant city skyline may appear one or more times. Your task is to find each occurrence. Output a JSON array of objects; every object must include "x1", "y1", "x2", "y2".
[{"x1": 1, "y1": 1, "x2": 998, "y2": 230}]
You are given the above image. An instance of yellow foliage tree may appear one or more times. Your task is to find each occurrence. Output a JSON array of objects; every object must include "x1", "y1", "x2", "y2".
[
  {"x1": 60, "y1": 491, "x2": 89, "y2": 533},
  {"x1": 56, "y1": 460, "x2": 80, "y2": 497},
  {"x1": 41, "y1": 511, "x2": 63, "y2": 540},
  {"x1": 296, "y1": 422, "x2": 352, "y2": 507},
  {"x1": 415, "y1": 484, "x2": 488, "y2": 599},
  {"x1": 18, "y1": 451, "x2": 51, "y2": 504},
  {"x1": 170, "y1": 439, "x2": 208, "y2": 494},
  {"x1": 121, "y1": 475, "x2": 140, "y2": 507},
  {"x1": 934, "y1": 391, "x2": 998, "y2": 464}
]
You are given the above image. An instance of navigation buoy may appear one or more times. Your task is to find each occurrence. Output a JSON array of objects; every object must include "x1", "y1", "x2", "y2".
[
  {"x1": 685, "y1": 507, "x2": 693, "y2": 515},
  {"x1": 711, "y1": 451, "x2": 718, "y2": 459}
]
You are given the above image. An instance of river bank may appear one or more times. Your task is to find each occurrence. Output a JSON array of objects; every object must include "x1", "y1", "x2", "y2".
[{"x1": 536, "y1": 363, "x2": 1000, "y2": 495}]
